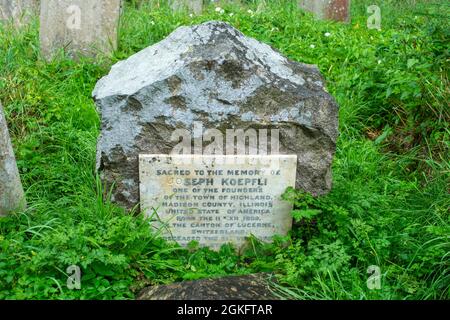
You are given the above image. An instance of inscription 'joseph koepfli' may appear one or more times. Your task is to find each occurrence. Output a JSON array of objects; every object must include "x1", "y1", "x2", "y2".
[{"x1": 139, "y1": 154, "x2": 297, "y2": 249}]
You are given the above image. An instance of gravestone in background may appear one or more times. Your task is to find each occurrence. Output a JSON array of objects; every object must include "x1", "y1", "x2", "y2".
[
  {"x1": 0, "y1": 0, "x2": 39, "y2": 25},
  {"x1": 298, "y1": 0, "x2": 350, "y2": 23},
  {"x1": 93, "y1": 21, "x2": 338, "y2": 248},
  {"x1": 39, "y1": 0, "x2": 121, "y2": 59},
  {"x1": 93, "y1": 21, "x2": 339, "y2": 211},
  {"x1": 257, "y1": 0, "x2": 267, "y2": 13},
  {"x1": 0, "y1": 102, "x2": 26, "y2": 216}
]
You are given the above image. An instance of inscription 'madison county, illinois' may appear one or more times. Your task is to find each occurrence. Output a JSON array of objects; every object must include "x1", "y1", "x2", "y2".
[{"x1": 139, "y1": 154, "x2": 297, "y2": 249}]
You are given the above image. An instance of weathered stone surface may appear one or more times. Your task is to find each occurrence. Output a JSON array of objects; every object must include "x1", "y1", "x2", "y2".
[
  {"x1": 298, "y1": 0, "x2": 350, "y2": 23},
  {"x1": 93, "y1": 21, "x2": 339, "y2": 210},
  {"x1": 170, "y1": 0, "x2": 202, "y2": 15},
  {"x1": 137, "y1": 273, "x2": 279, "y2": 300},
  {"x1": 0, "y1": 102, "x2": 26, "y2": 216},
  {"x1": 139, "y1": 154, "x2": 297, "y2": 249},
  {"x1": 0, "y1": 0, "x2": 39, "y2": 25},
  {"x1": 39, "y1": 0, "x2": 121, "y2": 59}
]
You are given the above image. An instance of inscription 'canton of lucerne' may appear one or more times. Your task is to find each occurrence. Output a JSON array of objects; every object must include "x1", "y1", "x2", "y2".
[{"x1": 139, "y1": 154, "x2": 297, "y2": 249}]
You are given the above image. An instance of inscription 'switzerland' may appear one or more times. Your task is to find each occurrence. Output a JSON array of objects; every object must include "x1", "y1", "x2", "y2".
[{"x1": 139, "y1": 154, "x2": 297, "y2": 249}]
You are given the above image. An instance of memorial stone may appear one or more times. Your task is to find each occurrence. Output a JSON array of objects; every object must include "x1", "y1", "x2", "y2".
[{"x1": 139, "y1": 154, "x2": 297, "y2": 248}]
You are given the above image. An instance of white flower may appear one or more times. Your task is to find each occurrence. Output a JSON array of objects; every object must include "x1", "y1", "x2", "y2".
[
  {"x1": 310, "y1": 44, "x2": 315, "y2": 49},
  {"x1": 378, "y1": 60, "x2": 382, "y2": 64},
  {"x1": 247, "y1": 9, "x2": 254, "y2": 14},
  {"x1": 324, "y1": 32, "x2": 331, "y2": 37},
  {"x1": 150, "y1": 21, "x2": 155, "y2": 25},
  {"x1": 220, "y1": 9, "x2": 225, "y2": 14},
  {"x1": 215, "y1": 7, "x2": 222, "y2": 12},
  {"x1": 189, "y1": 13, "x2": 193, "y2": 18},
  {"x1": 229, "y1": 12, "x2": 234, "y2": 17}
]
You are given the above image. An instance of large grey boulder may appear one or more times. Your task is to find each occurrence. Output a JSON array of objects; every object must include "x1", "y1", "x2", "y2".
[
  {"x1": 0, "y1": 102, "x2": 26, "y2": 216},
  {"x1": 93, "y1": 21, "x2": 339, "y2": 210},
  {"x1": 39, "y1": 0, "x2": 122, "y2": 60}
]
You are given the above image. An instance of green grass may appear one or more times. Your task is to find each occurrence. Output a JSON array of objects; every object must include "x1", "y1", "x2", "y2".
[{"x1": 0, "y1": 0, "x2": 448, "y2": 299}]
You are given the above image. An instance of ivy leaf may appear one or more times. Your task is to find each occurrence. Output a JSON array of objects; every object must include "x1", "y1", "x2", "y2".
[{"x1": 292, "y1": 209, "x2": 322, "y2": 221}]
